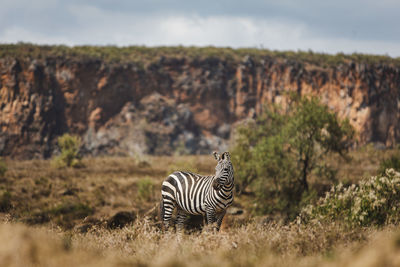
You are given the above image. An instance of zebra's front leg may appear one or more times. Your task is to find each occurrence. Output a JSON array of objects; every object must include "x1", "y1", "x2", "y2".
[
  {"x1": 205, "y1": 206, "x2": 218, "y2": 232},
  {"x1": 175, "y1": 209, "x2": 187, "y2": 234},
  {"x1": 215, "y1": 210, "x2": 226, "y2": 232}
]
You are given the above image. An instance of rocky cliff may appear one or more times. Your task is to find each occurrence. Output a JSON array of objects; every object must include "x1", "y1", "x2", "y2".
[{"x1": 1, "y1": 45, "x2": 399, "y2": 158}]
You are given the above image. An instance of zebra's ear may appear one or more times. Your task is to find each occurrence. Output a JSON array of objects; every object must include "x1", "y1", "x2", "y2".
[
  {"x1": 213, "y1": 151, "x2": 221, "y2": 161},
  {"x1": 222, "y1": 152, "x2": 230, "y2": 161}
]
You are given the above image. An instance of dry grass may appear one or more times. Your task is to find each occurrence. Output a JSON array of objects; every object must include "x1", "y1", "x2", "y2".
[
  {"x1": 72, "y1": 220, "x2": 369, "y2": 267},
  {"x1": 0, "y1": 220, "x2": 399, "y2": 267},
  {"x1": 1, "y1": 155, "x2": 218, "y2": 229},
  {"x1": 0, "y1": 148, "x2": 399, "y2": 266}
]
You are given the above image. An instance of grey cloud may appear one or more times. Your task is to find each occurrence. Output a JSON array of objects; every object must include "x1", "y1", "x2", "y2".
[
  {"x1": 0, "y1": 1, "x2": 78, "y2": 36},
  {"x1": 58, "y1": 1, "x2": 400, "y2": 42},
  {"x1": 0, "y1": 0, "x2": 399, "y2": 56}
]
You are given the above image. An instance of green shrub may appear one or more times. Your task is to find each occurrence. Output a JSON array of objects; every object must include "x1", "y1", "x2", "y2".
[
  {"x1": 137, "y1": 177, "x2": 154, "y2": 201},
  {"x1": 0, "y1": 157, "x2": 7, "y2": 178},
  {"x1": 48, "y1": 202, "x2": 94, "y2": 229},
  {"x1": 53, "y1": 134, "x2": 83, "y2": 168},
  {"x1": 50, "y1": 202, "x2": 93, "y2": 219},
  {"x1": 0, "y1": 191, "x2": 12, "y2": 212},
  {"x1": 378, "y1": 154, "x2": 400, "y2": 175},
  {"x1": 299, "y1": 169, "x2": 400, "y2": 227}
]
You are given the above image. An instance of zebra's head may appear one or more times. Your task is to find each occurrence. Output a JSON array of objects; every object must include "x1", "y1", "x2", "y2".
[{"x1": 212, "y1": 151, "x2": 234, "y2": 190}]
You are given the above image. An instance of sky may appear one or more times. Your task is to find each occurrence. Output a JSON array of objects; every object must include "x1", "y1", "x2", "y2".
[{"x1": 1, "y1": 0, "x2": 399, "y2": 57}]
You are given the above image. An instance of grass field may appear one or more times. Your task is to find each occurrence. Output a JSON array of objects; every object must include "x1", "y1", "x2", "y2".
[{"x1": 0, "y1": 148, "x2": 399, "y2": 266}]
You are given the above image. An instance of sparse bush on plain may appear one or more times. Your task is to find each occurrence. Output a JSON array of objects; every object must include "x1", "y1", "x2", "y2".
[
  {"x1": 50, "y1": 202, "x2": 93, "y2": 219},
  {"x1": 48, "y1": 202, "x2": 94, "y2": 229},
  {"x1": 0, "y1": 191, "x2": 12, "y2": 212},
  {"x1": 53, "y1": 134, "x2": 83, "y2": 168},
  {"x1": 137, "y1": 177, "x2": 154, "y2": 201},
  {"x1": 378, "y1": 153, "x2": 400, "y2": 175},
  {"x1": 300, "y1": 169, "x2": 400, "y2": 227},
  {"x1": 0, "y1": 157, "x2": 7, "y2": 178}
]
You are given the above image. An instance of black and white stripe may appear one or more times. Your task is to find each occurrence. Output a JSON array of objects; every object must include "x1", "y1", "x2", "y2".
[{"x1": 160, "y1": 151, "x2": 234, "y2": 232}]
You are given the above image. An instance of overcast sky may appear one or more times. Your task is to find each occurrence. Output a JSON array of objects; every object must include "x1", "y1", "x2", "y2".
[{"x1": 1, "y1": 0, "x2": 399, "y2": 57}]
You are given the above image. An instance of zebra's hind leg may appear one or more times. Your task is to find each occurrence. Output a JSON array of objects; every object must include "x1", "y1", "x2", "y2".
[{"x1": 160, "y1": 196, "x2": 175, "y2": 231}]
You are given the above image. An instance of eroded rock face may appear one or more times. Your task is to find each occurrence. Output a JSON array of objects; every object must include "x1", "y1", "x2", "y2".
[{"x1": 1, "y1": 55, "x2": 399, "y2": 158}]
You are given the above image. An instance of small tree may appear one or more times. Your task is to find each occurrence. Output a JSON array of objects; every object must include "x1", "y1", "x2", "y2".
[
  {"x1": 231, "y1": 94, "x2": 354, "y2": 218},
  {"x1": 53, "y1": 134, "x2": 83, "y2": 168},
  {"x1": 286, "y1": 96, "x2": 354, "y2": 192}
]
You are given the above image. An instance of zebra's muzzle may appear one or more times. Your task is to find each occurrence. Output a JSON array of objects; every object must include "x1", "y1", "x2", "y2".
[{"x1": 212, "y1": 179, "x2": 222, "y2": 190}]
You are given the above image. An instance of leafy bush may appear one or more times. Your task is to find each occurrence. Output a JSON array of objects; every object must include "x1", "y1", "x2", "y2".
[
  {"x1": 137, "y1": 177, "x2": 154, "y2": 201},
  {"x1": 49, "y1": 202, "x2": 94, "y2": 229},
  {"x1": 0, "y1": 157, "x2": 7, "y2": 178},
  {"x1": 378, "y1": 154, "x2": 400, "y2": 175},
  {"x1": 231, "y1": 94, "x2": 354, "y2": 218},
  {"x1": 53, "y1": 134, "x2": 83, "y2": 168},
  {"x1": 50, "y1": 202, "x2": 93, "y2": 219},
  {"x1": 300, "y1": 169, "x2": 400, "y2": 227}
]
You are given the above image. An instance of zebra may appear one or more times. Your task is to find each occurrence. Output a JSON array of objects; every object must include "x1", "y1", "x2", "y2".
[{"x1": 160, "y1": 151, "x2": 234, "y2": 232}]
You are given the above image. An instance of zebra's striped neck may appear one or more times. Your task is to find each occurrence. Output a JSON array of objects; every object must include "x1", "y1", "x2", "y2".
[
  {"x1": 217, "y1": 180, "x2": 234, "y2": 198},
  {"x1": 221, "y1": 181, "x2": 233, "y2": 190}
]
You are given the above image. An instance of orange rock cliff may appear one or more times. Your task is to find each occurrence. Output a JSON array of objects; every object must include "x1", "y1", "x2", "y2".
[{"x1": 1, "y1": 48, "x2": 399, "y2": 158}]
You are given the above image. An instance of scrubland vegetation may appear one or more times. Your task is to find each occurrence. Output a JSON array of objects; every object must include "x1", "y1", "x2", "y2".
[{"x1": 1, "y1": 147, "x2": 400, "y2": 266}]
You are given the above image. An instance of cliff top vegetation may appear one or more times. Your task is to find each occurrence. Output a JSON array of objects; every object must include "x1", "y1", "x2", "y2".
[{"x1": 1, "y1": 42, "x2": 399, "y2": 68}]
